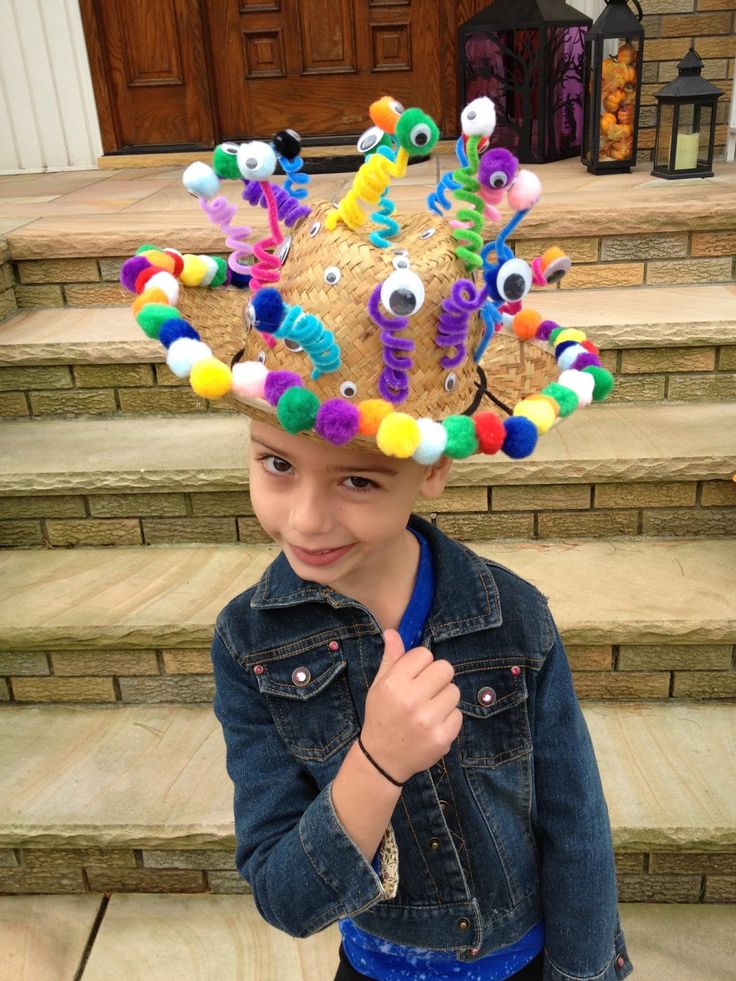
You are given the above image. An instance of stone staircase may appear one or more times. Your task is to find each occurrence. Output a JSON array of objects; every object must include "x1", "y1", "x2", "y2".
[{"x1": 0, "y1": 162, "x2": 735, "y2": 979}]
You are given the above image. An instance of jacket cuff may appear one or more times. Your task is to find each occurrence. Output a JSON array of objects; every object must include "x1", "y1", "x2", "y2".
[
  {"x1": 298, "y1": 781, "x2": 394, "y2": 917},
  {"x1": 543, "y1": 927, "x2": 633, "y2": 981}
]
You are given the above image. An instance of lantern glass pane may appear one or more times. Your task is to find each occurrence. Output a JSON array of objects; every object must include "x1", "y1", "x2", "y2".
[
  {"x1": 655, "y1": 104, "x2": 674, "y2": 170},
  {"x1": 546, "y1": 27, "x2": 587, "y2": 159},
  {"x1": 598, "y1": 37, "x2": 640, "y2": 163}
]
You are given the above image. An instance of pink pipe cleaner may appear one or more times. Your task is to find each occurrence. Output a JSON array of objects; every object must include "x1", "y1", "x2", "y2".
[
  {"x1": 198, "y1": 196, "x2": 252, "y2": 275},
  {"x1": 249, "y1": 182, "x2": 284, "y2": 293},
  {"x1": 435, "y1": 280, "x2": 486, "y2": 369},
  {"x1": 368, "y1": 285, "x2": 414, "y2": 405}
]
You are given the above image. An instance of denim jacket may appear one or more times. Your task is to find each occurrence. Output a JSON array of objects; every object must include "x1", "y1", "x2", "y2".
[{"x1": 211, "y1": 515, "x2": 633, "y2": 981}]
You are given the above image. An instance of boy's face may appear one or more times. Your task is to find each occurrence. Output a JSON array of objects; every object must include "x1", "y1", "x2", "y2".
[{"x1": 248, "y1": 421, "x2": 451, "y2": 595}]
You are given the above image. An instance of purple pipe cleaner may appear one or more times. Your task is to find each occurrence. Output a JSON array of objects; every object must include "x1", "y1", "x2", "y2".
[
  {"x1": 436, "y1": 280, "x2": 486, "y2": 369},
  {"x1": 368, "y1": 284, "x2": 414, "y2": 405},
  {"x1": 198, "y1": 196, "x2": 252, "y2": 274},
  {"x1": 242, "y1": 180, "x2": 311, "y2": 228}
]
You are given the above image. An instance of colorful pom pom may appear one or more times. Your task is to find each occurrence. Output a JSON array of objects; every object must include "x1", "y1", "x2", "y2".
[
  {"x1": 358, "y1": 399, "x2": 394, "y2": 436},
  {"x1": 581, "y1": 339, "x2": 600, "y2": 356},
  {"x1": 583, "y1": 365, "x2": 615, "y2": 401},
  {"x1": 137, "y1": 249, "x2": 176, "y2": 275},
  {"x1": 132, "y1": 288, "x2": 169, "y2": 316},
  {"x1": 315, "y1": 399, "x2": 360, "y2": 445},
  {"x1": 179, "y1": 254, "x2": 209, "y2": 287},
  {"x1": 502, "y1": 416, "x2": 538, "y2": 458},
  {"x1": 264, "y1": 370, "x2": 303, "y2": 406},
  {"x1": 513, "y1": 397, "x2": 557, "y2": 434},
  {"x1": 252, "y1": 288, "x2": 285, "y2": 334},
  {"x1": 182, "y1": 161, "x2": 220, "y2": 200},
  {"x1": 512, "y1": 308, "x2": 542, "y2": 340},
  {"x1": 412, "y1": 419, "x2": 447, "y2": 465},
  {"x1": 527, "y1": 394, "x2": 560, "y2": 419},
  {"x1": 120, "y1": 255, "x2": 152, "y2": 293},
  {"x1": 442, "y1": 415, "x2": 479, "y2": 459},
  {"x1": 540, "y1": 382, "x2": 579, "y2": 417},
  {"x1": 146, "y1": 271, "x2": 179, "y2": 304},
  {"x1": 571, "y1": 351, "x2": 602, "y2": 372},
  {"x1": 555, "y1": 328, "x2": 587, "y2": 346},
  {"x1": 136, "y1": 302, "x2": 180, "y2": 339},
  {"x1": 196, "y1": 254, "x2": 219, "y2": 287},
  {"x1": 554, "y1": 339, "x2": 579, "y2": 360},
  {"x1": 166, "y1": 338, "x2": 212, "y2": 378},
  {"x1": 376, "y1": 413, "x2": 421, "y2": 459},
  {"x1": 164, "y1": 249, "x2": 184, "y2": 278},
  {"x1": 557, "y1": 343, "x2": 587, "y2": 372},
  {"x1": 136, "y1": 243, "x2": 161, "y2": 256},
  {"x1": 507, "y1": 170, "x2": 541, "y2": 212},
  {"x1": 558, "y1": 369, "x2": 595, "y2": 407},
  {"x1": 536, "y1": 320, "x2": 558, "y2": 342},
  {"x1": 134, "y1": 266, "x2": 159, "y2": 295},
  {"x1": 231, "y1": 361, "x2": 268, "y2": 399},
  {"x1": 190, "y1": 357, "x2": 232, "y2": 399},
  {"x1": 210, "y1": 256, "x2": 228, "y2": 287},
  {"x1": 277, "y1": 386, "x2": 320, "y2": 433},
  {"x1": 159, "y1": 318, "x2": 199, "y2": 348},
  {"x1": 474, "y1": 412, "x2": 506, "y2": 455},
  {"x1": 548, "y1": 327, "x2": 566, "y2": 346}
]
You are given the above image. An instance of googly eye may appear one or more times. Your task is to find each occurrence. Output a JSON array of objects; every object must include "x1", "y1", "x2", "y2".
[
  {"x1": 220, "y1": 142, "x2": 239, "y2": 156},
  {"x1": 444, "y1": 373, "x2": 458, "y2": 392},
  {"x1": 392, "y1": 254, "x2": 410, "y2": 271},
  {"x1": 419, "y1": 228, "x2": 436, "y2": 240},
  {"x1": 339, "y1": 380, "x2": 358, "y2": 399},
  {"x1": 309, "y1": 221, "x2": 321, "y2": 238},
  {"x1": 284, "y1": 338, "x2": 303, "y2": 352},
  {"x1": 272, "y1": 128, "x2": 301, "y2": 161},
  {"x1": 544, "y1": 256, "x2": 571, "y2": 284},
  {"x1": 380, "y1": 269, "x2": 425, "y2": 317},
  {"x1": 369, "y1": 96, "x2": 405, "y2": 133},
  {"x1": 257, "y1": 350, "x2": 267, "y2": 364},
  {"x1": 461, "y1": 97, "x2": 497, "y2": 137},
  {"x1": 324, "y1": 266, "x2": 341, "y2": 286},
  {"x1": 497, "y1": 258, "x2": 532, "y2": 303},
  {"x1": 213, "y1": 142, "x2": 242, "y2": 180},
  {"x1": 357, "y1": 126, "x2": 384, "y2": 155},
  {"x1": 275, "y1": 235, "x2": 291, "y2": 263},
  {"x1": 243, "y1": 303, "x2": 255, "y2": 330},
  {"x1": 488, "y1": 170, "x2": 510, "y2": 190},
  {"x1": 237, "y1": 141, "x2": 277, "y2": 181},
  {"x1": 409, "y1": 123, "x2": 432, "y2": 149}
]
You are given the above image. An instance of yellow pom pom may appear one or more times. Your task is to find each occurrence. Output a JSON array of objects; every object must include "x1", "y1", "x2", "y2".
[
  {"x1": 138, "y1": 249, "x2": 176, "y2": 274},
  {"x1": 132, "y1": 287, "x2": 168, "y2": 315},
  {"x1": 555, "y1": 328, "x2": 587, "y2": 345},
  {"x1": 179, "y1": 254, "x2": 209, "y2": 286},
  {"x1": 376, "y1": 413, "x2": 421, "y2": 458},
  {"x1": 513, "y1": 397, "x2": 557, "y2": 434},
  {"x1": 358, "y1": 399, "x2": 394, "y2": 436},
  {"x1": 527, "y1": 393, "x2": 560, "y2": 419},
  {"x1": 190, "y1": 357, "x2": 232, "y2": 400},
  {"x1": 512, "y1": 308, "x2": 542, "y2": 340}
]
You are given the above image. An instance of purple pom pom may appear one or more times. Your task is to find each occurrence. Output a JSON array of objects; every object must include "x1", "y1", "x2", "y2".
[
  {"x1": 159, "y1": 318, "x2": 199, "y2": 348},
  {"x1": 315, "y1": 399, "x2": 360, "y2": 445},
  {"x1": 571, "y1": 351, "x2": 602, "y2": 371},
  {"x1": 536, "y1": 319, "x2": 558, "y2": 342},
  {"x1": 502, "y1": 417, "x2": 538, "y2": 459},
  {"x1": 264, "y1": 370, "x2": 302, "y2": 406},
  {"x1": 478, "y1": 147, "x2": 518, "y2": 189},
  {"x1": 120, "y1": 255, "x2": 153, "y2": 293}
]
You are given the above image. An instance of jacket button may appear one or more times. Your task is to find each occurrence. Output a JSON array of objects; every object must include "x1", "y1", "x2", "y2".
[
  {"x1": 511, "y1": 665, "x2": 521, "y2": 677},
  {"x1": 429, "y1": 837, "x2": 440, "y2": 850},
  {"x1": 253, "y1": 665, "x2": 264, "y2": 675},
  {"x1": 468, "y1": 947, "x2": 480, "y2": 956},
  {"x1": 616, "y1": 955, "x2": 626, "y2": 968},
  {"x1": 292, "y1": 667, "x2": 311, "y2": 686},
  {"x1": 439, "y1": 799, "x2": 448, "y2": 812},
  {"x1": 456, "y1": 917, "x2": 470, "y2": 931},
  {"x1": 328, "y1": 640, "x2": 340, "y2": 652},
  {"x1": 477, "y1": 686, "x2": 496, "y2": 706}
]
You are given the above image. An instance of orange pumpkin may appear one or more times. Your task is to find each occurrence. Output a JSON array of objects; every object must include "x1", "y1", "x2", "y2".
[
  {"x1": 617, "y1": 104, "x2": 634, "y2": 125},
  {"x1": 600, "y1": 112, "x2": 618, "y2": 134},
  {"x1": 624, "y1": 65, "x2": 637, "y2": 85},
  {"x1": 603, "y1": 89, "x2": 625, "y2": 112},
  {"x1": 616, "y1": 43, "x2": 637, "y2": 65}
]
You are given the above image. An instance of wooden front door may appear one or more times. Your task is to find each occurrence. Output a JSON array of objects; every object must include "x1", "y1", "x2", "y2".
[{"x1": 206, "y1": 0, "x2": 443, "y2": 142}]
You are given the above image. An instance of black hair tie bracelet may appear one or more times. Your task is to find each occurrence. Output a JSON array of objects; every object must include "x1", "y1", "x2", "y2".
[{"x1": 357, "y1": 734, "x2": 404, "y2": 788}]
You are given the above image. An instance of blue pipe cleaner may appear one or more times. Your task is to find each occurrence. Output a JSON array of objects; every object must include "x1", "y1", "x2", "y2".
[
  {"x1": 369, "y1": 146, "x2": 400, "y2": 249},
  {"x1": 427, "y1": 136, "x2": 467, "y2": 216},
  {"x1": 278, "y1": 153, "x2": 310, "y2": 200}
]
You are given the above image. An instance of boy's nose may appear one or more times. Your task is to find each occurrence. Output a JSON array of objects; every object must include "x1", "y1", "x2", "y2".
[{"x1": 288, "y1": 485, "x2": 334, "y2": 537}]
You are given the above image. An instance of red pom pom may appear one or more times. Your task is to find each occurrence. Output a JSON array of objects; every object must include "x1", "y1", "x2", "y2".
[
  {"x1": 134, "y1": 266, "x2": 158, "y2": 294},
  {"x1": 581, "y1": 340, "x2": 599, "y2": 356},
  {"x1": 474, "y1": 412, "x2": 506, "y2": 454},
  {"x1": 165, "y1": 249, "x2": 184, "y2": 277}
]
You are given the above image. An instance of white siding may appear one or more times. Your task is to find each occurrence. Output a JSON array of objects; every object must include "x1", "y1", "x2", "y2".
[
  {"x1": 0, "y1": 0, "x2": 102, "y2": 174},
  {"x1": 568, "y1": 0, "x2": 605, "y2": 19}
]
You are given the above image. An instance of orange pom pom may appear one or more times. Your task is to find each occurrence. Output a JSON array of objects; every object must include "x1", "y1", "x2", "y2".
[
  {"x1": 541, "y1": 246, "x2": 565, "y2": 270},
  {"x1": 132, "y1": 287, "x2": 169, "y2": 315},
  {"x1": 369, "y1": 96, "x2": 403, "y2": 134},
  {"x1": 357, "y1": 398, "x2": 394, "y2": 436},
  {"x1": 512, "y1": 308, "x2": 542, "y2": 340}
]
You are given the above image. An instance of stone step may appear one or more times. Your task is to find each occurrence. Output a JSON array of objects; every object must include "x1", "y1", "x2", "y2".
[
  {"x1": 0, "y1": 538, "x2": 733, "y2": 704},
  {"x1": 1, "y1": 286, "x2": 735, "y2": 417},
  {"x1": 2, "y1": 896, "x2": 734, "y2": 981},
  {"x1": 1, "y1": 403, "x2": 734, "y2": 549},
  {"x1": 0, "y1": 701, "x2": 734, "y2": 901}
]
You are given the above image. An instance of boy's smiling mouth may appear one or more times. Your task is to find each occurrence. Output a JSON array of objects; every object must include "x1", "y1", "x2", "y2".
[{"x1": 288, "y1": 543, "x2": 356, "y2": 567}]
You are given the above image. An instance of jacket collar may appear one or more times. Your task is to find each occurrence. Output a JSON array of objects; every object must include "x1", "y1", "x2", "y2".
[{"x1": 250, "y1": 514, "x2": 502, "y2": 641}]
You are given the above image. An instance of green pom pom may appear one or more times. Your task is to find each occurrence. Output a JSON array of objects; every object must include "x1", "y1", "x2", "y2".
[
  {"x1": 582, "y1": 365, "x2": 615, "y2": 401},
  {"x1": 277, "y1": 386, "x2": 319, "y2": 433},
  {"x1": 442, "y1": 415, "x2": 478, "y2": 459},
  {"x1": 136, "y1": 303, "x2": 181, "y2": 339},
  {"x1": 541, "y1": 382, "x2": 579, "y2": 417},
  {"x1": 136, "y1": 243, "x2": 162, "y2": 255},
  {"x1": 210, "y1": 257, "x2": 228, "y2": 287},
  {"x1": 213, "y1": 144, "x2": 242, "y2": 180},
  {"x1": 549, "y1": 327, "x2": 565, "y2": 345}
]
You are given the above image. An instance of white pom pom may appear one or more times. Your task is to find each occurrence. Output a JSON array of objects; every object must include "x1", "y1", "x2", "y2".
[
  {"x1": 146, "y1": 271, "x2": 179, "y2": 304},
  {"x1": 557, "y1": 343, "x2": 586, "y2": 371},
  {"x1": 558, "y1": 369, "x2": 595, "y2": 407},
  {"x1": 461, "y1": 97, "x2": 496, "y2": 137},
  {"x1": 183, "y1": 162, "x2": 220, "y2": 200},
  {"x1": 167, "y1": 338, "x2": 212, "y2": 378},
  {"x1": 412, "y1": 418, "x2": 448, "y2": 465},
  {"x1": 231, "y1": 360, "x2": 268, "y2": 399},
  {"x1": 197, "y1": 254, "x2": 219, "y2": 287}
]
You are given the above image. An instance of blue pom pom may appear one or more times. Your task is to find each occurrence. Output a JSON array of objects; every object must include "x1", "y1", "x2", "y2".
[
  {"x1": 230, "y1": 269, "x2": 251, "y2": 289},
  {"x1": 182, "y1": 161, "x2": 220, "y2": 200},
  {"x1": 252, "y1": 287, "x2": 285, "y2": 333},
  {"x1": 502, "y1": 416, "x2": 538, "y2": 458},
  {"x1": 159, "y1": 317, "x2": 200, "y2": 348},
  {"x1": 554, "y1": 339, "x2": 578, "y2": 359}
]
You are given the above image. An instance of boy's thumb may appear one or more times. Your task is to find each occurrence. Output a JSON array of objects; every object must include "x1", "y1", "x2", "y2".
[{"x1": 379, "y1": 629, "x2": 406, "y2": 674}]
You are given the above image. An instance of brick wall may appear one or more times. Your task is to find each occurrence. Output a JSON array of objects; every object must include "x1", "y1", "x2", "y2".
[{"x1": 638, "y1": 0, "x2": 735, "y2": 162}]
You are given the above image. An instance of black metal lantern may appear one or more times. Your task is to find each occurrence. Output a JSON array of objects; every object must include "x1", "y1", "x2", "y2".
[
  {"x1": 458, "y1": 0, "x2": 592, "y2": 164},
  {"x1": 652, "y1": 46, "x2": 723, "y2": 180},
  {"x1": 581, "y1": 0, "x2": 644, "y2": 174}
]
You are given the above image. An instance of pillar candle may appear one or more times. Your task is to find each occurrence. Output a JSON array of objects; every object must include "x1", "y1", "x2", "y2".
[{"x1": 675, "y1": 131, "x2": 699, "y2": 170}]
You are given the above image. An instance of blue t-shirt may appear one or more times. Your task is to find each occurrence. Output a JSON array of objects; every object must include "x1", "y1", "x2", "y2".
[{"x1": 339, "y1": 527, "x2": 544, "y2": 980}]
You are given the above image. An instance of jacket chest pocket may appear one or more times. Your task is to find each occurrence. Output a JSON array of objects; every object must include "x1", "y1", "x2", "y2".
[
  {"x1": 454, "y1": 662, "x2": 531, "y2": 768},
  {"x1": 253, "y1": 650, "x2": 359, "y2": 763}
]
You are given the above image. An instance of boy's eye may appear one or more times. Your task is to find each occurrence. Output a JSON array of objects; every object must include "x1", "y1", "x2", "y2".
[
  {"x1": 263, "y1": 455, "x2": 292, "y2": 474},
  {"x1": 344, "y1": 475, "x2": 375, "y2": 491}
]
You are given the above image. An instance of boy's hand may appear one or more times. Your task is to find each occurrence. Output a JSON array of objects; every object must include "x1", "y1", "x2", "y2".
[{"x1": 361, "y1": 629, "x2": 463, "y2": 784}]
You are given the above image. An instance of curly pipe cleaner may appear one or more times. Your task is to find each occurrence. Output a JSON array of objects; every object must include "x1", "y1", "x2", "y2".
[
  {"x1": 198, "y1": 196, "x2": 252, "y2": 276},
  {"x1": 435, "y1": 280, "x2": 486, "y2": 369},
  {"x1": 274, "y1": 304, "x2": 341, "y2": 380},
  {"x1": 278, "y1": 153, "x2": 310, "y2": 200},
  {"x1": 427, "y1": 136, "x2": 466, "y2": 216},
  {"x1": 369, "y1": 147, "x2": 400, "y2": 248},
  {"x1": 249, "y1": 182, "x2": 284, "y2": 292},
  {"x1": 474, "y1": 300, "x2": 503, "y2": 363},
  {"x1": 241, "y1": 180, "x2": 311, "y2": 227},
  {"x1": 326, "y1": 150, "x2": 407, "y2": 231},
  {"x1": 367, "y1": 284, "x2": 414, "y2": 405},
  {"x1": 451, "y1": 135, "x2": 484, "y2": 270}
]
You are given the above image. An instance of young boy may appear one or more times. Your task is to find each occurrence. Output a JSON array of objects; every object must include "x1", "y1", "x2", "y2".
[{"x1": 121, "y1": 98, "x2": 632, "y2": 979}]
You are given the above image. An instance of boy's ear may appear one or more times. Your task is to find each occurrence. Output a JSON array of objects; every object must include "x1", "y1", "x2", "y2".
[{"x1": 417, "y1": 454, "x2": 453, "y2": 500}]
